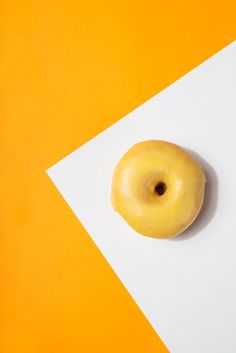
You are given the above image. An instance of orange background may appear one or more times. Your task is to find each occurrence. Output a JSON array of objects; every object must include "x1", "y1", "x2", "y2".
[{"x1": 1, "y1": 1, "x2": 235, "y2": 352}]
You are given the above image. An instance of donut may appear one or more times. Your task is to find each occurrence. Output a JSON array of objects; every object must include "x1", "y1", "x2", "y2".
[{"x1": 111, "y1": 140, "x2": 206, "y2": 238}]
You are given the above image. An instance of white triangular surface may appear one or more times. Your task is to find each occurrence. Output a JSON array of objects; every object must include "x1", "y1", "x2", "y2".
[{"x1": 47, "y1": 42, "x2": 236, "y2": 353}]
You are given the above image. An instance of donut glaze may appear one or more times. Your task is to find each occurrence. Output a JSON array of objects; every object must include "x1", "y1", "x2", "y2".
[{"x1": 111, "y1": 140, "x2": 206, "y2": 238}]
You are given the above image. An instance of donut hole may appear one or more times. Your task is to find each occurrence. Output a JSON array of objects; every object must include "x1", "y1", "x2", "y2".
[{"x1": 155, "y1": 182, "x2": 167, "y2": 196}]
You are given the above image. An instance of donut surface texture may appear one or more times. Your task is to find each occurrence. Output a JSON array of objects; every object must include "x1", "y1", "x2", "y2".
[{"x1": 111, "y1": 140, "x2": 206, "y2": 238}]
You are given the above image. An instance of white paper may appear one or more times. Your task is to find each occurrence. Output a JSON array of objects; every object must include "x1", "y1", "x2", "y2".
[{"x1": 47, "y1": 41, "x2": 236, "y2": 353}]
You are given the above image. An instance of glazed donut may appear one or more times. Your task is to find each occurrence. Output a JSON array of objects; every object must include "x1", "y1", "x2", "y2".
[{"x1": 111, "y1": 140, "x2": 206, "y2": 238}]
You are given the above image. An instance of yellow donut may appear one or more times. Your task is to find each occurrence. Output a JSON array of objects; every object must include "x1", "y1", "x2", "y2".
[{"x1": 111, "y1": 140, "x2": 206, "y2": 238}]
